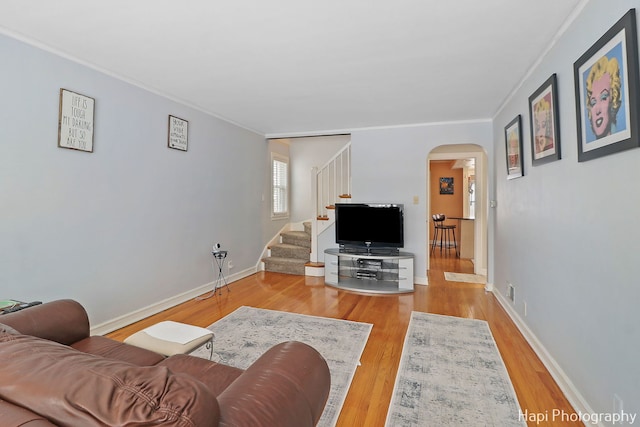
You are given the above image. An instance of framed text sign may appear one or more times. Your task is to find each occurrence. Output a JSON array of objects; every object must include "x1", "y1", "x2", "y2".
[
  {"x1": 58, "y1": 89, "x2": 95, "y2": 152},
  {"x1": 168, "y1": 115, "x2": 188, "y2": 151}
]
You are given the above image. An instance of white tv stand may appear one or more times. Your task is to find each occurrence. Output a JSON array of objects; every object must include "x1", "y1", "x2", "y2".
[{"x1": 324, "y1": 248, "x2": 414, "y2": 294}]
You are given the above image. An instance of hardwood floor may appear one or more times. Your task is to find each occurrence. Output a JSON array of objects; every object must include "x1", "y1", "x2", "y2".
[{"x1": 107, "y1": 254, "x2": 580, "y2": 426}]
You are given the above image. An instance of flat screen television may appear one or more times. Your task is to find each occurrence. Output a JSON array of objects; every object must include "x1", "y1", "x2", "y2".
[{"x1": 335, "y1": 203, "x2": 404, "y2": 251}]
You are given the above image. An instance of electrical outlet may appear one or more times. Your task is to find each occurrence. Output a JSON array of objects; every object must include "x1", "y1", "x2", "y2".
[
  {"x1": 228, "y1": 260, "x2": 234, "y2": 269},
  {"x1": 507, "y1": 283, "x2": 515, "y2": 303},
  {"x1": 413, "y1": 195, "x2": 419, "y2": 204},
  {"x1": 523, "y1": 301, "x2": 527, "y2": 317}
]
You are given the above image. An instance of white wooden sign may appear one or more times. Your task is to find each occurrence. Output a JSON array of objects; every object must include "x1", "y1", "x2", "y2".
[
  {"x1": 58, "y1": 89, "x2": 95, "y2": 152},
  {"x1": 168, "y1": 115, "x2": 188, "y2": 151}
]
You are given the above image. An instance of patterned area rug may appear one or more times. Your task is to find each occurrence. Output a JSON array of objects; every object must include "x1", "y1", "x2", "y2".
[
  {"x1": 385, "y1": 312, "x2": 525, "y2": 426},
  {"x1": 191, "y1": 306, "x2": 372, "y2": 427},
  {"x1": 444, "y1": 271, "x2": 487, "y2": 284}
]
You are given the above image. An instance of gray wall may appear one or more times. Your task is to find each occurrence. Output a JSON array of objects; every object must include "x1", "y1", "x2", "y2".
[
  {"x1": 263, "y1": 139, "x2": 290, "y2": 243},
  {"x1": 2, "y1": 0, "x2": 638, "y2": 418},
  {"x1": 289, "y1": 135, "x2": 351, "y2": 223},
  {"x1": 0, "y1": 34, "x2": 266, "y2": 326},
  {"x1": 493, "y1": 0, "x2": 639, "y2": 420},
  {"x1": 350, "y1": 122, "x2": 493, "y2": 282}
]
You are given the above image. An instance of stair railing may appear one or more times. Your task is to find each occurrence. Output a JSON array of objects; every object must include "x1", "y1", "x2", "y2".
[{"x1": 310, "y1": 142, "x2": 351, "y2": 262}]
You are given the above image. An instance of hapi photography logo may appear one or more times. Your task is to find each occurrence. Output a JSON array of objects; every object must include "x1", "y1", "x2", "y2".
[{"x1": 520, "y1": 409, "x2": 637, "y2": 425}]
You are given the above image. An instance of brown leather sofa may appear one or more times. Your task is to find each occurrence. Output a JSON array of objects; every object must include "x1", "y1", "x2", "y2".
[{"x1": 0, "y1": 299, "x2": 331, "y2": 426}]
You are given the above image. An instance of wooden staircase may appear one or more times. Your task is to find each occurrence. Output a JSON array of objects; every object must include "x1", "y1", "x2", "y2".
[
  {"x1": 317, "y1": 195, "x2": 351, "y2": 221},
  {"x1": 262, "y1": 222, "x2": 312, "y2": 275},
  {"x1": 261, "y1": 142, "x2": 351, "y2": 276}
]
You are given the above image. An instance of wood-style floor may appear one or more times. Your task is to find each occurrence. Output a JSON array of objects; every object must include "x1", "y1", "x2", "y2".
[{"x1": 107, "y1": 253, "x2": 580, "y2": 427}]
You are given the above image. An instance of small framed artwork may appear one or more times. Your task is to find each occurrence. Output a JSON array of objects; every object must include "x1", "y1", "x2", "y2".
[
  {"x1": 529, "y1": 74, "x2": 561, "y2": 165},
  {"x1": 573, "y1": 8, "x2": 640, "y2": 162},
  {"x1": 439, "y1": 177, "x2": 454, "y2": 195},
  {"x1": 58, "y1": 89, "x2": 95, "y2": 152},
  {"x1": 168, "y1": 115, "x2": 189, "y2": 151},
  {"x1": 505, "y1": 115, "x2": 524, "y2": 179}
]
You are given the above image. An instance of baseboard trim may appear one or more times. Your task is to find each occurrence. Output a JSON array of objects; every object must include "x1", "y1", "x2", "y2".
[
  {"x1": 90, "y1": 266, "x2": 257, "y2": 336},
  {"x1": 414, "y1": 276, "x2": 428, "y2": 286},
  {"x1": 492, "y1": 289, "x2": 600, "y2": 424},
  {"x1": 305, "y1": 264, "x2": 325, "y2": 277}
]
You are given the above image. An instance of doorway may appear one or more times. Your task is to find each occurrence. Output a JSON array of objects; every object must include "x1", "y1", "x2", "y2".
[{"x1": 427, "y1": 144, "x2": 487, "y2": 277}]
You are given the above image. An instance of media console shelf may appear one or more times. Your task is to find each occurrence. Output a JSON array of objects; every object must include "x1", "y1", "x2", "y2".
[{"x1": 324, "y1": 248, "x2": 414, "y2": 294}]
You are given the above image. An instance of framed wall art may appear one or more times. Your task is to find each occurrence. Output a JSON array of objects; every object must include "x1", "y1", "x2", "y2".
[
  {"x1": 529, "y1": 74, "x2": 561, "y2": 165},
  {"x1": 168, "y1": 115, "x2": 189, "y2": 151},
  {"x1": 439, "y1": 177, "x2": 454, "y2": 194},
  {"x1": 58, "y1": 89, "x2": 95, "y2": 153},
  {"x1": 505, "y1": 115, "x2": 524, "y2": 179},
  {"x1": 573, "y1": 8, "x2": 640, "y2": 162}
]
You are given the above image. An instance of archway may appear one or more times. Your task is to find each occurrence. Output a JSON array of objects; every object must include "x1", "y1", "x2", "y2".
[{"x1": 427, "y1": 144, "x2": 488, "y2": 276}]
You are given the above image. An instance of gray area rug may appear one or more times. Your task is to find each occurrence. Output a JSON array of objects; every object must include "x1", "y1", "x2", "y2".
[
  {"x1": 385, "y1": 312, "x2": 525, "y2": 426},
  {"x1": 192, "y1": 306, "x2": 372, "y2": 427}
]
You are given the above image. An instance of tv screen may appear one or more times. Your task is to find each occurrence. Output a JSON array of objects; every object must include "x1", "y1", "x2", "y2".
[{"x1": 335, "y1": 203, "x2": 404, "y2": 249}]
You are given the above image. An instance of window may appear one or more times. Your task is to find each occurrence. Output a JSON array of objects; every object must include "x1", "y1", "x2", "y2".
[{"x1": 271, "y1": 154, "x2": 289, "y2": 219}]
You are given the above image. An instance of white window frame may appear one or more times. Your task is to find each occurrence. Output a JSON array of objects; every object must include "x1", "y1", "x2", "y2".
[{"x1": 271, "y1": 153, "x2": 289, "y2": 220}]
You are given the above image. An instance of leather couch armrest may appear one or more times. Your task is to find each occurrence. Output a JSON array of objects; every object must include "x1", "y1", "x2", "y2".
[
  {"x1": 0, "y1": 399, "x2": 57, "y2": 426},
  {"x1": 0, "y1": 299, "x2": 90, "y2": 345},
  {"x1": 0, "y1": 334, "x2": 219, "y2": 426},
  {"x1": 217, "y1": 341, "x2": 331, "y2": 427}
]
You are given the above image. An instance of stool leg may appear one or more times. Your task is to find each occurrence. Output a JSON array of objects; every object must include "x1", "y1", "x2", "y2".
[
  {"x1": 452, "y1": 228, "x2": 458, "y2": 257},
  {"x1": 444, "y1": 228, "x2": 449, "y2": 254}
]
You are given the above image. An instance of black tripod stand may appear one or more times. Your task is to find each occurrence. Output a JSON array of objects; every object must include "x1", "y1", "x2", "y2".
[{"x1": 197, "y1": 250, "x2": 230, "y2": 300}]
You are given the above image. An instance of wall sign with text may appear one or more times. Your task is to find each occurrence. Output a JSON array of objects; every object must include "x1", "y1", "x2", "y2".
[
  {"x1": 168, "y1": 115, "x2": 189, "y2": 151},
  {"x1": 58, "y1": 89, "x2": 95, "y2": 152}
]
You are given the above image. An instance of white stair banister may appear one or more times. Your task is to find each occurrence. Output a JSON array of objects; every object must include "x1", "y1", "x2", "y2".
[{"x1": 310, "y1": 143, "x2": 351, "y2": 262}]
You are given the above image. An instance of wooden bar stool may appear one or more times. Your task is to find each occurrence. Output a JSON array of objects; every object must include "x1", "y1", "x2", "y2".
[{"x1": 431, "y1": 214, "x2": 458, "y2": 256}]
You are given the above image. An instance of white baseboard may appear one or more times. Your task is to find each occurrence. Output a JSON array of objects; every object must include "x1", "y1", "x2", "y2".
[
  {"x1": 90, "y1": 266, "x2": 257, "y2": 336},
  {"x1": 414, "y1": 276, "x2": 428, "y2": 286},
  {"x1": 492, "y1": 289, "x2": 600, "y2": 425},
  {"x1": 305, "y1": 265, "x2": 325, "y2": 277}
]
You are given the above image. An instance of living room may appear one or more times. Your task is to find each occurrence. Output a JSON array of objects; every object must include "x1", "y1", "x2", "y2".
[{"x1": 1, "y1": 0, "x2": 638, "y2": 425}]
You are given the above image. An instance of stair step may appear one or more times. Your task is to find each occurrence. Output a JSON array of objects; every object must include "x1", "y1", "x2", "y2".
[
  {"x1": 281, "y1": 230, "x2": 311, "y2": 248},
  {"x1": 270, "y1": 243, "x2": 310, "y2": 260},
  {"x1": 305, "y1": 262, "x2": 324, "y2": 267},
  {"x1": 263, "y1": 257, "x2": 307, "y2": 275}
]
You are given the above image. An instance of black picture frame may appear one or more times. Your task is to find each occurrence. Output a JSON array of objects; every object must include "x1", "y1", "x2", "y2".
[
  {"x1": 573, "y1": 9, "x2": 640, "y2": 162},
  {"x1": 58, "y1": 88, "x2": 95, "y2": 153},
  {"x1": 505, "y1": 115, "x2": 524, "y2": 179},
  {"x1": 529, "y1": 74, "x2": 561, "y2": 166},
  {"x1": 168, "y1": 115, "x2": 189, "y2": 151},
  {"x1": 439, "y1": 177, "x2": 454, "y2": 195}
]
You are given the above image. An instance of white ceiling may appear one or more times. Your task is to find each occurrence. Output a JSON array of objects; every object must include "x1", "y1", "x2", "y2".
[{"x1": 0, "y1": 0, "x2": 585, "y2": 137}]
